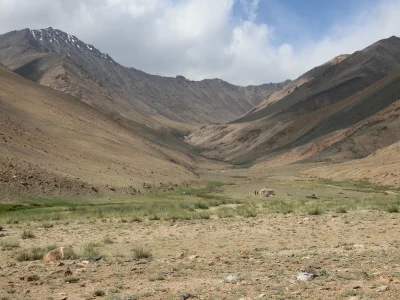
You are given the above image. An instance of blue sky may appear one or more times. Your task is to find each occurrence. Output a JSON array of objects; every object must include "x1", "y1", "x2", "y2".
[
  {"x1": 1, "y1": 0, "x2": 400, "y2": 85},
  {"x1": 234, "y1": 0, "x2": 378, "y2": 48}
]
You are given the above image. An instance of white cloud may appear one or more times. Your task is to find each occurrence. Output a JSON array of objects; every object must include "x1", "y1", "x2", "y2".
[{"x1": 0, "y1": 0, "x2": 400, "y2": 85}]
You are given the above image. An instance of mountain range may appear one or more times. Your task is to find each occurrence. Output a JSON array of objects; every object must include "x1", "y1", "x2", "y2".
[
  {"x1": 187, "y1": 36, "x2": 400, "y2": 166},
  {"x1": 0, "y1": 28, "x2": 286, "y2": 125},
  {"x1": 1, "y1": 27, "x2": 400, "y2": 195}
]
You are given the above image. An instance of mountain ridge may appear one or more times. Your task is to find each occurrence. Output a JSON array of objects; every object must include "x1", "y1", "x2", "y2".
[
  {"x1": 187, "y1": 35, "x2": 400, "y2": 164},
  {"x1": 0, "y1": 27, "x2": 288, "y2": 124}
]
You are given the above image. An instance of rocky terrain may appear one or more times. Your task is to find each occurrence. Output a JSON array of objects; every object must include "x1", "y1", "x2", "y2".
[{"x1": 1, "y1": 166, "x2": 400, "y2": 300}]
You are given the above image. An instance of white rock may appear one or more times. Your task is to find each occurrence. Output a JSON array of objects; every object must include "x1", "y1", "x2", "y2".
[
  {"x1": 225, "y1": 273, "x2": 245, "y2": 283},
  {"x1": 297, "y1": 271, "x2": 317, "y2": 281},
  {"x1": 376, "y1": 285, "x2": 389, "y2": 292}
]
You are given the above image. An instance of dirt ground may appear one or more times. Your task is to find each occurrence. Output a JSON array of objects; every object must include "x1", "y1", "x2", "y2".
[{"x1": 1, "y1": 166, "x2": 400, "y2": 300}]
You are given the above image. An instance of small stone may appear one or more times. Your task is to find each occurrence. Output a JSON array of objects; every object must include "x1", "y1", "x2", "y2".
[
  {"x1": 376, "y1": 285, "x2": 389, "y2": 292},
  {"x1": 257, "y1": 294, "x2": 267, "y2": 299},
  {"x1": 176, "y1": 252, "x2": 185, "y2": 259},
  {"x1": 297, "y1": 271, "x2": 317, "y2": 281},
  {"x1": 188, "y1": 255, "x2": 199, "y2": 260},
  {"x1": 80, "y1": 283, "x2": 86, "y2": 287}
]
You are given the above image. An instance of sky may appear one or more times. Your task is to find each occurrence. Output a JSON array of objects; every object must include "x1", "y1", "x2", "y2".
[{"x1": 0, "y1": 0, "x2": 400, "y2": 85}]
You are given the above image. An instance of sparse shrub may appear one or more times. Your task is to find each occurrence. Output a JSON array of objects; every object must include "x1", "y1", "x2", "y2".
[
  {"x1": 149, "y1": 274, "x2": 165, "y2": 281},
  {"x1": 80, "y1": 243, "x2": 101, "y2": 260},
  {"x1": 63, "y1": 246, "x2": 78, "y2": 259},
  {"x1": 217, "y1": 209, "x2": 235, "y2": 218},
  {"x1": 194, "y1": 202, "x2": 209, "y2": 210},
  {"x1": 130, "y1": 216, "x2": 143, "y2": 223},
  {"x1": 141, "y1": 292, "x2": 154, "y2": 297},
  {"x1": 93, "y1": 289, "x2": 106, "y2": 297},
  {"x1": 198, "y1": 213, "x2": 211, "y2": 220},
  {"x1": 107, "y1": 287, "x2": 119, "y2": 294},
  {"x1": 103, "y1": 235, "x2": 114, "y2": 244},
  {"x1": 308, "y1": 208, "x2": 323, "y2": 215},
  {"x1": 236, "y1": 205, "x2": 258, "y2": 218},
  {"x1": 341, "y1": 290, "x2": 357, "y2": 297},
  {"x1": 42, "y1": 222, "x2": 54, "y2": 228},
  {"x1": 319, "y1": 269, "x2": 329, "y2": 277},
  {"x1": 21, "y1": 229, "x2": 35, "y2": 239},
  {"x1": 133, "y1": 246, "x2": 152, "y2": 259},
  {"x1": 335, "y1": 207, "x2": 347, "y2": 214},
  {"x1": 51, "y1": 215, "x2": 61, "y2": 221},
  {"x1": 387, "y1": 205, "x2": 399, "y2": 213},
  {"x1": 6, "y1": 218, "x2": 19, "y2": 224},
  {"x1": 64, "y1": 275, "x2": 80, "y2": 283},
  {"x1": 149, "y1": 215, "x2": 160, "y2": 221},
  {"x1": 15, "y1": 245, "x2": 57, "y2": 261},
  {"x1": 1, "y1": 238, "x2": 20, "y2": 250},
  {"x1": 0, "y1": 225, "x2": 3, "y2": 231}
]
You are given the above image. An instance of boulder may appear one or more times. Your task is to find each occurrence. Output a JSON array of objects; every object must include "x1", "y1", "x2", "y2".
[{"x1": 43, "y1": 247, "x2": 73, "y2": 262}]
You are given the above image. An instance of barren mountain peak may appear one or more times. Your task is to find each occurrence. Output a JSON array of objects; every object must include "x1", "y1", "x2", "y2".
[{"x1": 28, "y1": 27, "x2": 114, "y2": 64}]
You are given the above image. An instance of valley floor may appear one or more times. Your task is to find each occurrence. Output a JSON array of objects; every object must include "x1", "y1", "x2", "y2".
[{"x1": 1, "y1": 165, "x2": 400, "y2": 300}]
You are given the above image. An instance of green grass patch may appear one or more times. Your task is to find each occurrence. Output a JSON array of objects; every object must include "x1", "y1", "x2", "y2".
[
  {"x1": 387, "y1": 205, "x2": 399, "y2": 213},
  {"x1": 2, "y1": 180, "x2": 399, "y2": 223}
]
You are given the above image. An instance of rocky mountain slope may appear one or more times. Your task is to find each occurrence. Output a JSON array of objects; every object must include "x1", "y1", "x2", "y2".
[
  {"x1": 0, "y1": 63, "x2": 197, "y2": 198},
  {"x1": 0, "y1": 28, "x2": 286, "y2": 124},
  {"x1": 187, "y1": 36, "x2": 400, "y2": 164},
  {"x1": 305, "y1": 140, "x2": 400, "y2": 187}
]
